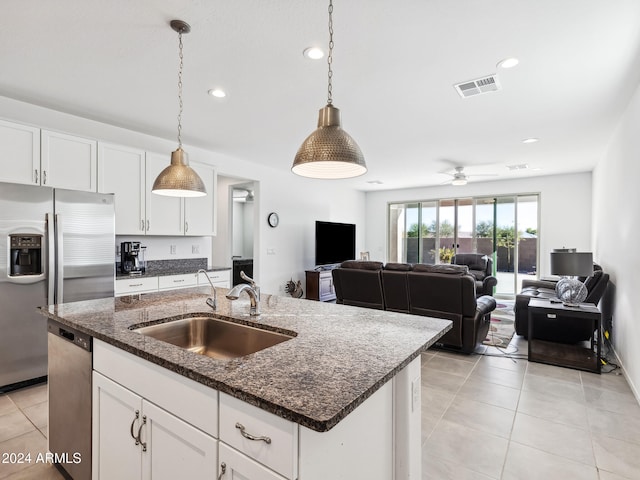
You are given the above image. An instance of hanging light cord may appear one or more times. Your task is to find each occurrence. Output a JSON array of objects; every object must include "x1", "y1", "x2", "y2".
[
  {"x1": 177, "y1": 29, "x2": 185, "y2": 148},
  {"x1": 327, "y1": 0, "x2": 334, "y2": 105}
]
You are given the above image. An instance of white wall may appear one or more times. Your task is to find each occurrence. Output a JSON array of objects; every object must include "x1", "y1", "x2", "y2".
[
  {"x1": 0, "y1": 95, "x2": 366, "y2": 296},
  {"x1": 364, "y1": 172, "x2": 593, "y2": 277},
  {"x1": 593, "y1": 81, "x2": 640, "y2": 400}
]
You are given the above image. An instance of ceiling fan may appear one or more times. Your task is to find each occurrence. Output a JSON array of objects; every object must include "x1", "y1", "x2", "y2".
[{"x1": 443, "y1": 166, "x2": 497, "y2": 186}]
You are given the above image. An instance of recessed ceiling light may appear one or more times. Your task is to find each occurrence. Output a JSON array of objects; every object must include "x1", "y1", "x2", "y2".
[
  {"x1": 303, "y1": 47, "x2": 324, "y2": 60},
  {"x1": 208, "y1": 88, "x2": 226, "y2": 98},
  {"x1": 522, "y1": 138, "x2": 539, "y2": 144},
  {"x1": 366, "y1": 180, "x2": 384, "y2": 185},
  {"x1": 498, "y1": 57, "x2": 519, "y2": 69}
]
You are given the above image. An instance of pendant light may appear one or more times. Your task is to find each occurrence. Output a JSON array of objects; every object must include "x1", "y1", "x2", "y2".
[
  {"x1": 292, "y1": 0, "x2": 366, "y2": 179},
  {"x1": 152, "y1": 20, "x2": 206, "y2": 197}
]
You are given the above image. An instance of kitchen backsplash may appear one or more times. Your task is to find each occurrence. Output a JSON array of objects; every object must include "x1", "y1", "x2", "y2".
[{"x1": 116, "y1": 235, "x2": 212, "y2": 263}]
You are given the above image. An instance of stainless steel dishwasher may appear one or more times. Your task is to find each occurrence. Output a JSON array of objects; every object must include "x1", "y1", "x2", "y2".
[{"x1": 48, "y1": 319, "x2": 92, "y2": 479}]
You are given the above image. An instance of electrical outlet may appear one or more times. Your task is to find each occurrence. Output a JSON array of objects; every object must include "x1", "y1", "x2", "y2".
[
  {"x1": 170, "y1": 245, "x2": 176, "y2": 255},
  {"x1": 267, "y1": 248, "x2": 276, "y2": 255},
  {"x1": 192, "y1": 245, "x2": 199, "y2": 254}
]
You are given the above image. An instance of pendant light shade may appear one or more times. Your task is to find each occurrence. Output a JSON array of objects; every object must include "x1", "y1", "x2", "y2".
[
  {"x1": 152, "y1": 19, "x2": 206, "y2": 198},
  {"x1": 292, "y1": 1, "x2": 366, "y2": 179},
  {"x1": 292, "y1": 104, "x2": 366, "y2": 179},
  {"x1": 152, "y1": 148, "x2": 206, "y2": 197}
]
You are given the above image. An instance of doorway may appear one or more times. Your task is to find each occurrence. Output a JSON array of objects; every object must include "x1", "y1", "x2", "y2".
[{"x1": 388, "y1": 194, "x2": 539, "y2": 298}]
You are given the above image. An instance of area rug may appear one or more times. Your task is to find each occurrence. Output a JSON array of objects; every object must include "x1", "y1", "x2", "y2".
[{"x1": 483, "y1": 301, "x2": 515, "y2": 347}]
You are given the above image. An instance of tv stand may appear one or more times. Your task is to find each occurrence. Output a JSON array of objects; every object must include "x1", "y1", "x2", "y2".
[
  {"x1": 306, "y1": 270, "x2": 336, "y2": 302},
  {"x1": 314, "y1": 264, "x2": 338, "y2": 272}
]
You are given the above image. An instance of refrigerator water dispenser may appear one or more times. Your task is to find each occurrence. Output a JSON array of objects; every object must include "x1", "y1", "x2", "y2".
[{"x1": 9, "y1": 234, "x2": 43, "y2": 276}]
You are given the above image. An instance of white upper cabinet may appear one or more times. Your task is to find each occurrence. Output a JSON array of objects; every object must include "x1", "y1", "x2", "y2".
[
  {"x1": 98, "y1": 145, "x2": 216, "y2": 236},
  {"x1": 98, "y1": 143, "x2": 146, "y2": 234},
  {"x1": 184, "y1": 162, "x2": 217, "y2": 236},
  {"x1": 144, "y1": 152, "x2": 185, "y2": 236},
  {"x1": 41, "y1": 130, "x2": 97, "y2": 191},
  {"x1": 0, "y1": 119, "x2": 40, "y2": 186}
]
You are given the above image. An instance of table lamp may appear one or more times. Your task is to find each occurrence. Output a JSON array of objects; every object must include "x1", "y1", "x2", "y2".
[{"x1": 550, "y1": 249, "x2": 593, "y2": 306}]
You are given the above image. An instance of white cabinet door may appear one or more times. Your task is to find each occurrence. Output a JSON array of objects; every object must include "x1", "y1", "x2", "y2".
[
  {"x1": 93, "y1": 372, "x2": 218, "y2": 480},
  {"x1": 142, "y1": 400, "x2": 217, "y2": 480},
  {"x1": 41, "y1": 130, "x2": 97, "y2": 191},
  {"x1": 98, "y1": 143, "x2": 146, "y2": 234},
  {"x1": 93, "y1": 372, "x2": 142, "y2": 480},
  {"x1": 0, "y1": 119, "x2": 40, "y2": 185},
  {"x1": 145, "y1": 152, "x2": 184, "y2": 235},
  {"x1": 184, "y1": 162, "x2": 217, "y2": 236},
  {"x1": 219, "y1": 443, "x2": 288, "y2": 480}
]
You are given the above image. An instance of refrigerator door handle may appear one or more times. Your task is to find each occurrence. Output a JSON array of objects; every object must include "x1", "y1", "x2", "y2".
[
  {"x1": 47, "y1": 213, "x2": 55, "y2": 304},
  {"x1": 55, "y1": 214, "x2": 64, "y2": 303}
]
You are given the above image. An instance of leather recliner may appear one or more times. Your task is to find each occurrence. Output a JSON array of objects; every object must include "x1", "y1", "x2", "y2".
[
  {"x1": 407, "y1": 264, "x2": 496, "y2": 353},
  {"x1": 332, "y1": 260, "x2": 385, "y2": 310},
  {"x1": 332, "y1": 261, "x2": 497, "y2": 353},
  {"x1": 451, "y1": 253, "x2": 498, "y2": 297},
  {"x1": 514, "y1": 265, "x2": 609, "y2": 342}
]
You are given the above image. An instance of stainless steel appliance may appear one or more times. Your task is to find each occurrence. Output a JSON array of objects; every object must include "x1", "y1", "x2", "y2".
[
  {"x1": 0, "y1": 182, "x2": 115, "y2": 390},
  {"x1": 47, "y1": 319, "x2": 92, "y2": 480},
  {"x1": 120, "y1": 241, "x2": 145, "y2": 275},
  {"x1": 232, "y1": 258, "x2": 253, "y2": 286}
]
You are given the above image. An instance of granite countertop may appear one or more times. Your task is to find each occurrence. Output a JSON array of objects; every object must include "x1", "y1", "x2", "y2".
[
  {"x1": 116, "y1": 258, "x2": 230, "y2": 279},
  {"x1": 39, "y1": 288, "x2": 451, "y2": 432}
]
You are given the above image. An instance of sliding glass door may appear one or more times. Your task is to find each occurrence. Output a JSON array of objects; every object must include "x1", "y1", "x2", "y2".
[{"x1": 388, "y1": 194, "x2": 539, "y2": 298}]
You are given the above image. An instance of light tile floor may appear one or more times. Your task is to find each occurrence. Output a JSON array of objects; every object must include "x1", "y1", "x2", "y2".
[
  {"x1": 1, "y1": 335, "x2": 639, "y2": 479},
  {"x1": 422, "y1": 335, "x2": 640, "y2": 480},
  {"x1": 0, "y1": 383, "x2": 63, "y2": 479}
]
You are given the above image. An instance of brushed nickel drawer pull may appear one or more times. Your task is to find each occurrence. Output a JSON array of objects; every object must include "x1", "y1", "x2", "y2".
[
  {"x1": 137, "y1": 415, "x2": 147, "y2": 452},
  {"x1": 217, "y1": 462, "x2": 226, "y2": 480},
  {"x1": 235, "y1": 422, "x2": 271, "y2": 444},
  {"x1": 130, "y1": 410, "x2": 140, "y2": 445}
]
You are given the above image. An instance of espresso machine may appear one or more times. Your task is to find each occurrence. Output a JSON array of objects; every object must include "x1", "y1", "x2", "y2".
[{"x1": 120, "y1": 241, "x2": 146, "y2": 275}]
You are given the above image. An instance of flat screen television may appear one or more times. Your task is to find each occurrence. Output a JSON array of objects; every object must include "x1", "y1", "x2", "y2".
[{"x1": 315, "y1": 221, "x2": 356, "y2": 267}]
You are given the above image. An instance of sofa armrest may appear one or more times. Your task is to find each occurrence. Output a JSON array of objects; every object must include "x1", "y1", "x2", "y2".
[
  {"x1": 482, "y1": 275, "x2": 498, "y2": 290},
  {"x1": 476, "y1": 295, "x2": 497, "y2": 317}
]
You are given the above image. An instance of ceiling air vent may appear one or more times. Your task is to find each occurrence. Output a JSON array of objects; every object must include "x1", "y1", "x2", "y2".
[{"x1": 454, "y1": 74, "x2": 501, "y2": 98}]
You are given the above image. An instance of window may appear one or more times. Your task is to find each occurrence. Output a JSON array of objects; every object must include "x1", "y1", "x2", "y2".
[{"x1": 388, "y1": 194, "x2": 539, "y2": 297}]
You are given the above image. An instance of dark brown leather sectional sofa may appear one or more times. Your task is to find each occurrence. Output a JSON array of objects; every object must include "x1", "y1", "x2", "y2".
[{"x1": 331, "y1": 260, "x2": 497, "y2": 353}]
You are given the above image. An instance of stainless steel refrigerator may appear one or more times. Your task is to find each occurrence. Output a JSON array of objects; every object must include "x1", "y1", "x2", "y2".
[{"x1": 0, "y1": 182, "x2": 114, "y2": 390}]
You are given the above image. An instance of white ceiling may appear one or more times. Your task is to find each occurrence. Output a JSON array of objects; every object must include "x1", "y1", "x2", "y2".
[{"x1": 2, "y1": 0, "x2": 640, "y2": 191}]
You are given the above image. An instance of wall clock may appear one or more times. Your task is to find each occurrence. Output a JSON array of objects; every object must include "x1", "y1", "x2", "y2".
[{"x1": 267, "y1": 212, "x2": 279, "y2": 228}]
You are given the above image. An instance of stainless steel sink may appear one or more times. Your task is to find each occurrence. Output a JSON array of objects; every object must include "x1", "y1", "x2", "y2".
[{"x1": 132, "y1": 316, "x2": 294, "y2": 360}]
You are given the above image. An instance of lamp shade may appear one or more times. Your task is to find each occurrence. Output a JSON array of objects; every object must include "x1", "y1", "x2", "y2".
[
  {"x1": 550, "y1": 251, "x2": 593, "y2": 277},
  {"x1": 151, "y1": 148, "x2": 206, "y2": 197},
  {"x1": 292, "y1": 104, "x2": 366, "y2": 179}
]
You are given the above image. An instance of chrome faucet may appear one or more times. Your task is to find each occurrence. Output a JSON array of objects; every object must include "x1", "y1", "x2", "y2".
[
  {"x1": 240, "y1": 271, "x2": 260, "y2": 301},
  {"x1": 226, "y1": 273, "x2": 260, "y2": 316},
  {"x1": 197, "y1": 269, "x2": 217, "y2": 310}
]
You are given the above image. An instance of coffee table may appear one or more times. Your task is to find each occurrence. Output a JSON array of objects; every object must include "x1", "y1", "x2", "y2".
[{"x1": 527, "y1": 298, "x2": 601, "y2": 374}]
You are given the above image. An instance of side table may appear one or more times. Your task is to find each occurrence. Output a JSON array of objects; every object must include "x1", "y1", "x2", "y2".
[{"x1": 527, "y1": 298, "x2": 601, "y2": 374}]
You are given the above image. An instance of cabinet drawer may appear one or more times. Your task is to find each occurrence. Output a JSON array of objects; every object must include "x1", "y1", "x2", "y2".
[
  {"x1": 219, "y1": 393, "x2": 298, "y2": 479},
  {"x1": 159, "y1": 273, "x2": 197, "y2": 290},
  {"x1": 201, "y1": 270, "x2": 230, "y2": 287},
  {"x1": 115, "y1": 276, "x2": 158, "y2": 296}
]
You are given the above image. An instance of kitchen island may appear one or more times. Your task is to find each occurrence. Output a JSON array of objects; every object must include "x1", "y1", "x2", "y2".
[{"x1": 40, "y1": 287, "x2": 451, "y2": 479}]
